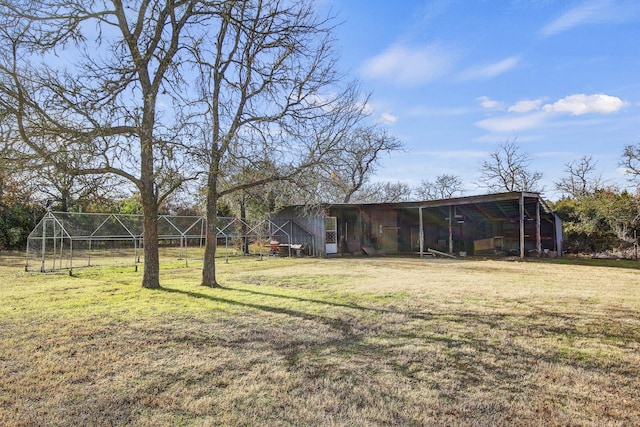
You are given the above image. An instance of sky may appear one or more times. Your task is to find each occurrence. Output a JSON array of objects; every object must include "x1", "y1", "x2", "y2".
[{"x1": 320, "y1": 0, "x2": 640, "y2": 200}]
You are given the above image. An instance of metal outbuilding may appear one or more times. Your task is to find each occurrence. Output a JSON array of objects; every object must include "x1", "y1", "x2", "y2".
[{"x1": 269, "y1": 191, "x2": 563, "y2": 258}]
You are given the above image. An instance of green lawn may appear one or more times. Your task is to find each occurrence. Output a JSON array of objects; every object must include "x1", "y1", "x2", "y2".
[{"x1": 1, "y1": 252, "x2": 639, "y2": 426}]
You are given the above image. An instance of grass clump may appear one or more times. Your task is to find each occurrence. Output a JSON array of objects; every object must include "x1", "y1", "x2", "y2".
[{"x1": 0, "y1": 252, "x2": 639, "y2": 426}]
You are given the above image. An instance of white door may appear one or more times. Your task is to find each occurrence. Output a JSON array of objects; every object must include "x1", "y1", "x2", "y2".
[{"x1": 325, "y1": 217, "x2": 338, "y2": 254}]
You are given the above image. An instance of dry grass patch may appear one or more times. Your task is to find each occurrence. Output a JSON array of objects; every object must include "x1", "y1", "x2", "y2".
[{"x1": 0, "y1": 252, "x2": 639, "y2": 426}]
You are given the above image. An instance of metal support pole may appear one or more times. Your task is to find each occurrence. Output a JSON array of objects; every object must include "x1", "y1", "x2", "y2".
[
  {"x1": 289, "y1": 221, "x2": 293, "y2": 257},
  {"x1": 58, "y1": 225, "x2": 64, "y2": 270},
  {"x1": 419, "y1": 206, "x2": 424, "y2": 258},
  {"x1": 40, "y1": 219, "x2": 47, "y2": 273},
  {"x1": 52, "y1": 221, "x2": 57, "y2": 271},
  {"x1": 184, "y1": 236, "x2": 188, "y2": 267},
  {"x1": 448, "y1": 206, "x2": 453, "y2": 254},
  {"x1": 25, "y1": 236, "x2": 30, "y2": 272},
  {"x1": 200, "y1": 218, "x2": 205, "y2": 248},
  {"x1": 69, "y1": 239, "x2": 73, "y2": 273},
  {"x1": 519, "y1": 193, "x2": 525, "y2": 259},
  {"x1": 536, "y1": 198, "x2": 541, "y2": 256}
]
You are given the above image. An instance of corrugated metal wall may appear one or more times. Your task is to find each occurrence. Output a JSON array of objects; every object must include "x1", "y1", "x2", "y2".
[{"x1": 269, "y1": 208, "x2": 324, "y2": 256}]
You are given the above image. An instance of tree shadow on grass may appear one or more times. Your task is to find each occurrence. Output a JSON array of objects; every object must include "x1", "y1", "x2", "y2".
[
  {"x1": 228, "y1": 286, "x2": 391, "y2": 313},
  {"x1": 161, "y1": 284, "x2": 520, "y2": 333},
  {"x1": 158, "y1": 286, "x2": 360, "y2": 338},
  {"x1": 156, "y1": 283, "x2": 640, "y2": 426},
  {"x1": 159, "y1": 284, "x2": 640, "y2": 378},
  {"x1": 224, "y1": 286, "x2": 524, "y2": 330}
]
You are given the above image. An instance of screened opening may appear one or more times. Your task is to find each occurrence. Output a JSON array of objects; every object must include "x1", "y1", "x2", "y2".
[{"x1": 25, "y1": 212, "x2": 313, "y2": 272}]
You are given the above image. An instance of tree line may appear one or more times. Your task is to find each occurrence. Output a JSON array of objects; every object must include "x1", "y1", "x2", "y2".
[{"x1": 4, "y1": 135, "x2": 640, "y2": 259}]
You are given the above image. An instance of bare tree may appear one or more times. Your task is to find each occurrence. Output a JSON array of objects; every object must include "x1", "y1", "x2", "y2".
[
  {"x1": 35, "y1": 166, "x2": 126, "y2": 213},
  {"x1": 0, "y1": 1, "x2": 210, "y2": 288},
  {"x1": 283, "y1": 127, "x2": 402, "y2": 206},
  {"x1": 415, "y1": 174, "x2": 464, "y2": 200},
  {"x1": 1, "y1": 0, "x2": 395, "y2": 288},
  {"x1": 555, "y1": 155, "x2": 602, "y2": 198},
  {"x1": 621, "y1": 144, "x2": 640, "y2": 182},
  {"x1": 188, "y1": 1, "x2": 371, "y2": 287},
  {"x1": 350, "y1": 181, "x2": 412, "y2": 203},
  {"x1": 320, "y1": 127, "x2": 403, "y2": 203},
  {"x1": 478, "y1": 140, "x2": 543, "y2": 192}
]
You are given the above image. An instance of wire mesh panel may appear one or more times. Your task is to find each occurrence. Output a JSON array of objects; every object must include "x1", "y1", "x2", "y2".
[
  {"x1": 25, "y1": 213, "x2": 72, "y2": 272},
  {"x1": 25, "y1": 212, "x2": 303, "y2": 272},
  {"x1": 25, "y1": 212, "x2": 142, "y2": 271}
]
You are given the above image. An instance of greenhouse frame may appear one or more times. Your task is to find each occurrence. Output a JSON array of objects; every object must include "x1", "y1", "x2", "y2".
[{"x1": 26, "y1": 211, "x2": 313, "y2": 272}]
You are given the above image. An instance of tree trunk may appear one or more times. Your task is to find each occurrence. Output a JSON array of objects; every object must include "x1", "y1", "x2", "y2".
[
  {"x1": 201, "y1": 182, "x2": 221, "y2": 287},
  {"x1": 141, "y1": 186, "x2": 161, "y2": 289},
  {"x1": 240, "y1": 193, "x2": 249, "y2": 254},
  {"x1": 61, "y1": 190, "x2": 69, "y2": 212}
]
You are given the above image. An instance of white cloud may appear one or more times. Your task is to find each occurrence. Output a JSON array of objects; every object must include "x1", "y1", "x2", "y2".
[
  {"x1": 542, "y1": 94, "x2": 627, "y2": 115},
  {"x1": 474, "y1": 133, "x2": 543, "y2": 144},
  {"x1": 360, "y1": 42, "x2": 455, "y2": 86},
  {"x1": 378, "y1": 112, "x2": 398, "y2": 125},
  {"x1": 540, "y1": 0, "x2": 640, "y2": 37},
  {"x1": 408, "y1": 105, "x2": 472, "y2": 117},
  {"x1": 508, "y1": 99, "x2": 544, "y2": 113},
  {"x1": 360, "y1": 101, "x2": 375, "y2": 116},
  {"x1": 540, "y1": 0, "x2": 605, "y2": 37},
  {"x1": 458, "y1": 56, "x2": 520, "y2": 81},
  {"x1": 475, "y1": 112, "x2": 548, "y2": 133},
  {"x1": 477, "y1": 96, "x2": 504, "y2": 110},
  {"x1": 475, "y1": 93, "x2": 628, "y2": 134}
]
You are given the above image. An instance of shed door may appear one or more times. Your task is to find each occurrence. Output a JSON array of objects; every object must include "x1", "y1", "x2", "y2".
[{"x1": 325, "y1": 217, "x2": 338, "y2": 254}]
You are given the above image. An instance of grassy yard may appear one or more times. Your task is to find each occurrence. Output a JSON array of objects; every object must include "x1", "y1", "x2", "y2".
[{"x1": 1, "y1": 252, "x2": 639, "y2": 426}]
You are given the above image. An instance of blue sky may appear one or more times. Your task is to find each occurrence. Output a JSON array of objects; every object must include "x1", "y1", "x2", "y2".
[{"x1": 321, "y1": 0, "x2": 640, "y2": 199}]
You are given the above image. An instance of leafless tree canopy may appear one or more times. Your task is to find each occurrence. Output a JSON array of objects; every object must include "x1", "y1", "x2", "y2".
[
  {"x1": 1, "y1": 0, "x2": 400, "y2": 287},
  {"x1": 621, "y1": 144, "x2": 640, "y2": 182},
  {"x1": 415, "y1": 174, "x2": 464, "y2": 200},
  {"x1": 478, "y1": 140, "x2": 543, "y2": 193},
  {"x1": 0, "y1": 0, "x2": 379, "y2": 190},
  {"x1": 554, "y1": 155, "x2": 602, "y2": 198},
  {"x1": 304, "y1": 127, "x2": 403, "y2": 203},
  {"x1": 348, "y1": 181, "x2": 412, "y2": 204}
]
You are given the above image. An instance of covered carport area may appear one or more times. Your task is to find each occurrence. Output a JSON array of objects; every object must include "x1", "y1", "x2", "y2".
[
  {"x1": 414, "y1": 191, "x2": 561, "y2": 258},
  {"x1": 327, "y1": 191, "x2": 562, "y2": 259}
]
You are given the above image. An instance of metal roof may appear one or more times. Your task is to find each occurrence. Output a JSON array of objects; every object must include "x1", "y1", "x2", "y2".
[{"x1": 321, "y1": 191, "x2": 556, "y2": 224}]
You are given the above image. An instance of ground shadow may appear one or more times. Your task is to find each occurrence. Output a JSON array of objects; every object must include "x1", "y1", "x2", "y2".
[{"x1": 159, "y1": 286, "x2": 360, "y2": 338}]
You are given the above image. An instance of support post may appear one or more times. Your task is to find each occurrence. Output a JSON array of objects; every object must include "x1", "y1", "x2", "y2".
[
  {"x1": 519, "y1": 193, "x2": 525, "y2": 259},
  {"x1": 133, "y1": 237, "x2": 138, "y2": 268},
  {"x1": 448, "y1": 206, "x2": 453, "y2": 254},
  {"x1": 69, "y1": 239, "x2": 73, "y2": 274},
  {"x1": 52, "y1": 220, "x2": 57, "y2": 271},
  {"x1": 40, "y1": 218, "x2": 47, "y2": 273},
  {"x1": 184, "y1": 236, "x2": 188, "y2": 267},
  {"x1": 536, "y1": 198, "x2": 541, "y2": 256},
  {"x1": 419, "y1": 206, "x2": 424, "y2": 258}
]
